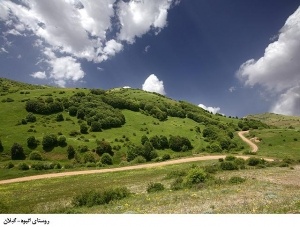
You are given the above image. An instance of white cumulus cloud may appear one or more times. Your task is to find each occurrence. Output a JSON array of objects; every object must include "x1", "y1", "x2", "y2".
[
  {"x1": 236, "y1": 6, "x2": 300, "y2": 116},
  {"x1": 142, "y1": 74, "x2": 166, "y2": 95},
  {"x1": 198, "y1": 104, "x2": 221, "y2": 115},
  {"x1": 30, "y1": 71, "x2": 47, "y2": 79},
  {"x1": 0, "y1": 0, "x2": 179, "y2": 86}
]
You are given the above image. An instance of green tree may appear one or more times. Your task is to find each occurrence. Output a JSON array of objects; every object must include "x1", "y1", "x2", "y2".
[
  {"x1": 26, "y1": 113, "x2": 36, "y2": 123},
  {"x1": 57, "y1": 135, "x2": 67, "y2": 147},
  {"x1": 95, "y1": 141, "x2": 113, "y2": 156},
  {"x1": 11, "y1": 143, "x2": 26, "y2": 160},
  {"x1": 80, "y1": 123, "x2": 89, "y2": 134},
  {"x1": 141, "y1": 135, "x2": 149, "y2": 145},
  {"x1": 27, "y1": 136, "x2": 38, "y2": 149},
  {"x1": 56, "y1": 113, "x2": 64, "y2": 122},
  {"x1": 101, "y1": 153, "x2": 113, "y2": 165},
  {"x1": 29, "y1": 151, "x2": 43, "y2": 160},
  {"x1": 67, "y1": 145, "x2": 76, "y2": 159},
  {"x1": 90, "y1": 121, "x2": 102, "y2": 132},
  {"x1": 0, "y1": 139, "x2": 3, "y2": 152},
  {"x1": 42, "y1": 134, "x2": 58, "y2": 149}
]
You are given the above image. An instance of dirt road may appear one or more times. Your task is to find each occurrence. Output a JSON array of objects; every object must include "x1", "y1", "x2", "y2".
[
  {"x1": 0, "y1": 131, "x2": 264, "y2": 185},
  {"x1": 238, "y1": 130, "x2": 258, "y2": 152}
]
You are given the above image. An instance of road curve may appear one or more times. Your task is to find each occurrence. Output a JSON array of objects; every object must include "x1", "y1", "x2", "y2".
[
  {"x1": 238, "y1": 131, "x2": 258, "y2": 153},
  {"x1": 0, "y1": 154, "x2": 273, "y2": 185}
]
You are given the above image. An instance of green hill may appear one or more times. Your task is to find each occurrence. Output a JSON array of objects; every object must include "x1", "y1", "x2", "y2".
[
  {"x1": 0, "y1": 77, "x2": 264, "y2": 177},
  {"x1": 246, "y1": 112, "x2": 300, "y2": 129},
  {"x1": 1, "y1": 77, "x2": 300, "y2": 214}
]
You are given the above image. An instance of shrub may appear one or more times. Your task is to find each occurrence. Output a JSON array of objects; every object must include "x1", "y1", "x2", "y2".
[
  {"x1": 225, "y1": 155, "x2": 236, "y2": 161},
  {"x1": 247, "y1": 157, "x2": 261, "y2": 166},
  {"x1": 27, "y1": 136, "x2": 38, "y2": 148},
  {"x1": 90, "y1": 121, "x2": 102, "y2": 132},
  {"x1": 26, "y1": 113, "x2": 36, "y2": 123},
  {"x1": 146, "y1": 182, "x2": 165, "y2": 193},
  {"x1": 56, "y1": 113, "x2": 64, "y2": 122},
  {"x1": 131, "y1": 155, "x2": 146, "y2": 164},
  {"x1": 220, "y1": 161, "x2": 238, "y2": 170},
  {"x1": 80, "y1": 123, "x2": 89, "y2": 134},
  {"x1": 184, "y1": 168, "x2": 208, "y2": 186},
  {"x1": 5, "y1": 162, "x2": 14, "y2": 169},
  {"x1": 170, "y1": 177, "x2": 184, "y2": 191},
  {"x1": 29, "y1": 151, "x2": 43, "y2": 160},
  {"x1": 18, "y1": 162, "x2": 29, "y2": 170},
  {"x1": 64, "y1": 163, "x2": 73, "y2": 169},
  {"x1": 228, "y1": 176, "x2": 246, "y2": 184},
  {"x1": 67, "y1": 145, "x2": 76, "y2": 159},
  {"x1": 72, "y1": 187, "x2": 131, "y2": 207},
  {"x1": 57, "y1": 136, "x2": 67, "y2": 147},
  {"x1": 42, "y1": 134, "x2": 58, "y2": 149},
  {"x1": 68, "y1": 106, "x2": 78, "y2": 116},
  {"x1": 161, "y1": 154, "x2": 171, "y2": 161},
  {"x1": 95, "y1": 141, "x2": 113, "y2": 156},
  {"x1": 83, "y1": 151, "x2": 96, "y2": 163},
  {"x1": 31, "y1": 163, "x2": 45, "y2": 170},
  {"x1": 11, "y1": 143, "x2": 26, "y2": 160},
  {"x1": 0, "y1": 139, "x2": 3, "y2": 152},
  {"x1": 100, "y1": 153, "x2": 113, "y2": 165}
]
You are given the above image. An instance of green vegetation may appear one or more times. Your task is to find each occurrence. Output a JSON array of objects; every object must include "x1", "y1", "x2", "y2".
[{"x1": 1, "y1": 77, "x2": 300, "y2": 214}]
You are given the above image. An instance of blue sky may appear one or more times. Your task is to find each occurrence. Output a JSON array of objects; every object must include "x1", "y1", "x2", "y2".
[{"x1": 0, "y1": 0, "x2": 300, "y2": 117}]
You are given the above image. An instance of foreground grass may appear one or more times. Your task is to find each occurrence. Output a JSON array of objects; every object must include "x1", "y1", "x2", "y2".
[{"x1": 1, "y1": 160, "x2": 299, "y2": 214}]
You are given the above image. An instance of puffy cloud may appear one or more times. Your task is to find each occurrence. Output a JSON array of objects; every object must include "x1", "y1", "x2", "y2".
[
  {"x1": 117, "y1": 0, "x2": 175, "y2": 43},
  {"x1": 142, "y1": 74, "x2": 166, "y2": 95},
  {"x1": 229, "y1": 86, "x2": 236, "y2": 93},
  {"x1": 0, "y1": 0, "x2": 179, "y2": 85},
  {"x1": 123, "y1": 86, "x2": 131, "y2": 89},
  {"x1": 0, "y1": 47, "x2": 8, "y2": 53},
  {"x1": 30, "y1": 71, "x2": 46, "y2": 79},
  {"x1": 198, "y1": 104, "x2": 221, "y2": 115},
  {"x1": 236, "y1": 6, "x2": 300, "y2": 116},
  {"x1": 270, "y1": 86, "x2": 300, "y2": 116}
]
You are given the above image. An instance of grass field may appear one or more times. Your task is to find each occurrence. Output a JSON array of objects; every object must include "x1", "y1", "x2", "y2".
[{"x1": 0, "y1": 160, "x2": 299, "y2": 214}]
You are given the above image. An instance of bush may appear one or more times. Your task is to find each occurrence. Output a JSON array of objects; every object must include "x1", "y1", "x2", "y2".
[
  {"x1": 0, "y1": 139, "x2": 4, "y2": 152},
  {"x1": 72, "y1": 187, "x2": 131, "y2": 207},
  {"x1": 57, "y1": 136, "x2": 67, "y2": 147},
  {"x1": 220, "y1": 161, "x2": 238, "y2": 170},
  {"x1": 228, "y1": 176, "x2": 246, "y2": 184},
  {"x1": 170, "y1": 177, "x2": 184, "y2": 191},
  {"x1": 161, "y1": 154, "x2": 171, "y2": 161},
  {"x1": 26, "y1": 113, "x2": 36, "y2": 123},
  {"x1": 11, "y1": 143, "x2": 26, "y2": 160},
  {"x1": 67, "y1": 145, "x2": 76, "y2": 159},
  {"x1": 5, "y1": 162, "x2": 14, "y2": 169},
  {"x1": 42, "y1": 134, "x2": 58, "y2": 149},
  {"x1": 83, "y1": 151, "x2": 96, "y2": 163},
  {"x1": 27, "y1": 136, "x2": 38, "y2": 148},
  {"x1": 225, "y1": 155, "x2": 236, "y2": 161},
  {"x1": 18, "y1": 162, "x2": 29, "y2": 170},
  {"x1": 56, "y1": 113, "x2": 64, "y2": 122},
  {"x1": 146, "y1": 182, "x2": 165, "y2": 193},
  {"x1": 64, "y1": 163, "x2": 74, "y2": 169},
  {"x1": 131, "y1": 155, "x2": 146, "y2": 164},
  {"x1": 247, "y1": 157, "x2": 261, "y2": 166},
  {"x1": 31, "y1": 163, "x2": 45, "y2": 170},
  {"x1": 183, "y1": 168, "x2": 208, "y2": 186},
  {"x1": 95, "y1": 141, "x2": 113, "y2": 156},
  {"x1": 101, "y1": 153, "x2": 113, "y2": 165},
  {"x1": 29, "y1": 151, "x2": 43, "y2": 160},
  {"x1": 80, "y1": 123, "x2": 89, "y2": 134}
]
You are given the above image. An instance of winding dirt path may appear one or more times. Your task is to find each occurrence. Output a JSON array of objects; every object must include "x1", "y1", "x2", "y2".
[
  {"x1": 0, "y1": 131, "x2": 265, "y2": 185},
  {"x1": 238, "y1": 130, "x2": 258, "y2": 153}
]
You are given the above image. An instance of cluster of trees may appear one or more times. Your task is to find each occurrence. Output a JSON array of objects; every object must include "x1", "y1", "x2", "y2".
[
  {"x1": 140, "y1": 134, "x2": 193, "y2": 152},
  {"x1": 238, "y1": 119, "x2": 270, "y2": 130},
  {"x1": 25, "y1": 98, "x2": 63, "y2": 114},
  {"x1": 203, "y1": 125, "x2": 237, "y2": 152}
]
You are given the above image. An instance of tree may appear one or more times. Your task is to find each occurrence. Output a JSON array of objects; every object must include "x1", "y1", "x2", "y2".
[
  {"x1": 80, "y1": 123, "x2": 89, "y2": 134},
  {"x1": 56, "y1": 113, "x2": 64, "y2": 122},
  {"x1": 90, "y1": 121, "x2": 102, "y2": 132},
  {"x1": 29, "y1": 151, "x2": 43, "y2": 160},
  {"x1": 101, "y1": 153, "x2": 113, "y2": 165},
  {"x1": 27, "y1": 136, "x2": 38, "y2": 149},
  {"x1": 26, "y1": 113, "x2": 36, "y2": 123},
  {"x1": 141, "y1": 135, "x2": 149, "y2": 145},
  {"x1": 11, "y1": 143, "x2": 26, "y2": 160},
  {"x1": 68, "y1": 106, "x2": 78, "y2": 116},
  {"x1": 95, "y1": 141, "x2": 113, "y2": 156},
  {"x1": 67, "y1": 145, "x2": 76, "y2": 159},
  {"x1": 42, "y1": 134, "x2": 58, "y2": 149},
  {"x1": 0, "y1": 139, "x2": 3, "y2": 152},
  {"x1": 57, "y1": 135, "x2": 67, "y2": 147}
]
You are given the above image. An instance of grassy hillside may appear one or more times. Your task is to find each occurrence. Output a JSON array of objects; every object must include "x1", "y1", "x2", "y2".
[
  {"x1": 246, "y1": 112, "x2": 300, "y2": 129},
  {"x1": 1, "y1": 77, "x2": 300, "y2": 214}
]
